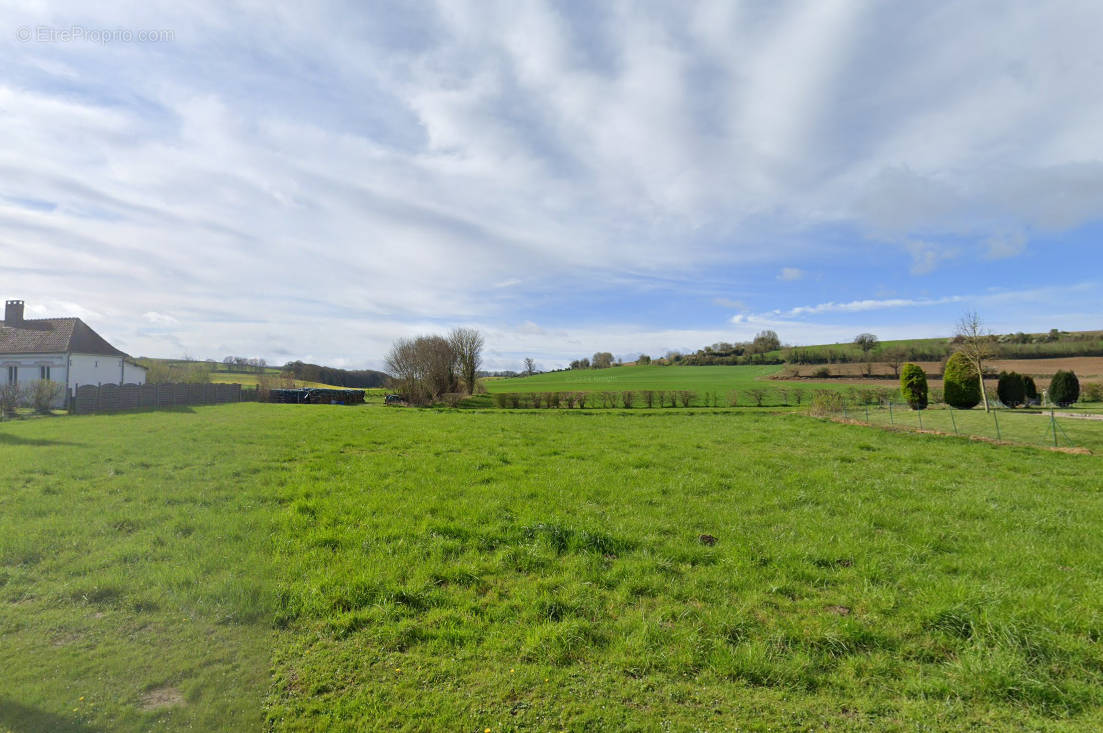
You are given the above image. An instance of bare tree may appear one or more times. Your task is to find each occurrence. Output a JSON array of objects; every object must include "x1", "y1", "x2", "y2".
[
  {"x1": 592, "y1": 352, "x2": 614, "y2": 369},
  {"x1": 955, "y1": 311, "x2": 998, "y2": 412},
  {"x1": 751, "y1": 330, "x2": 780, "y2": 353},
  {"x1": 449, "y1": 327, "x2": 484, "y2": 395},
  {"x1": 523, "y1": 357, "x2": 536, "y2": 377},
  {"x1": 882, "y1": 346, "x2": 907, "y2": 378},
  {"x1": 386, "y1": 335, "x2": 459, "y2": 405}
]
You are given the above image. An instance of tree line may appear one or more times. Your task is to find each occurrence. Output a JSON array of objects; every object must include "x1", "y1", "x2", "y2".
[{"x1": 282, "y1": 361, "x2": 388, "y2": 388}]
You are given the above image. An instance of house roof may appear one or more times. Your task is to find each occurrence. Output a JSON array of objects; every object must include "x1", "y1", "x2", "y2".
[{"x1": 0, "y1": 318, "x2": 129, "y2": 357}]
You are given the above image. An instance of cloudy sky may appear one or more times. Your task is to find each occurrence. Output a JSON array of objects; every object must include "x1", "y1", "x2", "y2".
[{"x1": 2, "y1": 1, "x2": 1101, "y2": 371}]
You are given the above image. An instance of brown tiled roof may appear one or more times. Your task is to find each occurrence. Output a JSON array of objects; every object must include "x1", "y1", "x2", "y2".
[{"x1": 0, "y1": 318, "x2": 128, "y2": 357}]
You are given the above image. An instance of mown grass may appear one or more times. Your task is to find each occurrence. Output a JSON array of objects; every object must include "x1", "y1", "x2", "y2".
[
  {"x1": 484, "y1": 364, "x2": 843, "y2": 406},
  {"x1": 836, "y1": 404, "x2": 1103, "y2": 453},
  {"x1": 2, "y1": 404, "x2": 1103, "y2": 731}
]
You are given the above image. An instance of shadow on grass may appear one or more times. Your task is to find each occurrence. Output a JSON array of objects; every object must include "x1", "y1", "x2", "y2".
[
  {"x1": 0, "y1": 432, "x2": 80, "y2": 447},
  {"x1": 0, "y1": 699, "x2": 103, "y2": 733}
]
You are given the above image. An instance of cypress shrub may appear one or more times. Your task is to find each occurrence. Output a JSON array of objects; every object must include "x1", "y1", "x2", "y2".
[
  {"x1": 996, "y1": 371, "x2": 1025, "y2": 408},
  {"x1": 900, "y1": 363, "x2": 928, "y2": 409},
  {"x1": 1023, "y1": 375, "x2": 1038, "y2": 403},
  {"x1": 944, "y1": 353, "x2": 981, "y2": 409},
  {"x1": 1049, "y1": 370, "x2": 1080, "y2": 406}
]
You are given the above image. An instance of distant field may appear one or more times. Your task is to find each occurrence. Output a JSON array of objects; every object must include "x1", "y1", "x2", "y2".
[
  {"x1": 485, "y1": 364, "x2": 826, "y2": 398},
  {"x1": 3, "y1": 404, "x2": 1103, "y2": 730}
]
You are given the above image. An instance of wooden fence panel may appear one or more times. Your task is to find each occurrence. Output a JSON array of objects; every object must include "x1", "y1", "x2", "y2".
[{"x1": 70, "y1": 382, "x2": 256, "y2": 414}]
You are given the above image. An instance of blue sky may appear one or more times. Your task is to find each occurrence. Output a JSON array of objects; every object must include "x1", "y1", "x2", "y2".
[{"x1": 1, "y1": 1, "x2": 1101, "y2": 371}]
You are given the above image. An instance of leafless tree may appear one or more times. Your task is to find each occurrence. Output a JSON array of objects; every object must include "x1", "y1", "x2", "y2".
[
  {"x1": 386, "y1": 334, "x2": 459, "y2": 405},
  {"x1": 523, "y1": 357, "x2": 536, "y2": 377},
  {"x1": 882, "y1": 346, "x2": 907, "y2": 378},
  {"x1": 592, "y1": 352, "x2": 614, "y2": 369},
  {"x1": 449, "y1": 327, "x2": 484, "y2": 395},
  {"x1": 955, "y1": 311, "x2": 998, "y2": 412}
]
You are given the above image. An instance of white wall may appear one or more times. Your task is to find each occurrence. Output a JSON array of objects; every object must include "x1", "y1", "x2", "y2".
[
  {"x1": 2, "y1": 353, "x2": 67, "y2": 387},
  {"x1": 68, "y1": 353, "x2": 127, "y2": 389},
  {"x1": 123, "y1": 361, "x2": 147, "y2": 385},
  {"x1": 1, "y1": 353, "x2": 68, "y2": 407}
]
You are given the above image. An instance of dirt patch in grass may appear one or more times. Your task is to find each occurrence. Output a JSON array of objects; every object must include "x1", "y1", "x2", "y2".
[{"x1": 140, "y1": 686, "x2": 185, "y2": 711}]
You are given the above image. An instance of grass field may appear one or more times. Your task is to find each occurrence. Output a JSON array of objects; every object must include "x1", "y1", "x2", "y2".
[
  {"x1": 825, "y1": 404, "x2": 1103, "y2": 453},
  {"x1": 3, "y1": 404, "x2": 1103, "y2": 730},
  {"x1": 484, "y1": 364, "x2": 828, "y2": 405}
]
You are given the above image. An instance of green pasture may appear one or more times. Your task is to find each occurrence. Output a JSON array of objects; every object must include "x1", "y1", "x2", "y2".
[
  {"x1": 487, "y1": 364, "x2": 825, "y2": 400},
  {"x1": 2, "y1": 404, "x2": 1103, "y2": 731}
]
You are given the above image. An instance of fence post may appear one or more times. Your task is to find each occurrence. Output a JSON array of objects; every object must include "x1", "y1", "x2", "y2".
[
  {"x1": 889, "y1": 401, "x2": 894, "y2": 425},
  {"x1": 993, "y1": 410, "x2": 1001, "y2": 441},
  {"x1": 1051, "y1": 408, "x2": 1058, "y2": 447},
  {"x1": 918, "y1": 409, "x2": 923, "y2": 430},
  {"x1": 865, "y1": 405, "x2": 870, "y2": 423},
  {"x1": 842, "y1": 403, "x2": 847, "y2": 420},
  {"x1": 949, "y1": 407, "x2": 958, "y2": 435}
]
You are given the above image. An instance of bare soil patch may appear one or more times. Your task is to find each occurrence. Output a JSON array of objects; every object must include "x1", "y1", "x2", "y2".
[{"x1": 140, "y1": 686, "x2": 185, "y2": 711}]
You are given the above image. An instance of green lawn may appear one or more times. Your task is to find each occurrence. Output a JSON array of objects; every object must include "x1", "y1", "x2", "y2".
[{"x1": 3, "y1": 404, "x2": 1103, "y2": 730}]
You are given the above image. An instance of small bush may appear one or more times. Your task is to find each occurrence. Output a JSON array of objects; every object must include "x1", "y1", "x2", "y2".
[
  {"x1": 944, "y1": 353, "x2": 981, "y2": 409},
  {"x1": 900, "y1": 363, "x2": 927, "y2": 410},
  {"x1": 811, "y1": 366, "x2": 831, "y2": 378},
  {"x1": 745, "y1": 388, "x2": 767, "y2": 407},
  {"x1": 492, "y1": 393, "x2": 509, "y2": 408},
  {"x1": 508, "y1": 394, "x2": 521, "y2": 409},
  {"x1": 727, "y1": 390, "x2": 739, "y2": 407},
  {"x1": 28, "y1": 380, "x2": 63, "y2": 413},
  {"x1": 996, "y1": 372, "x2": 1025, "y2": 408},
  {"x1": 1080, "y1": 382, "x2": 1103, "y2": 403},
  {"x1": 576, "y1": 392, "x2": 588, "y2": 409},
  {"x1": 621, "y1": 391, "x2": 634, "y2": 408},
  {"x1": 564, "y1": 392, "x2": 576, "y2": 408},
  {"x1": 1049, "y1": 370, "x2": 1080, "y2": 407},
  {"x1": 548, "y1": 392, "x2": 561, "y2": 409},
  {"x1": 1, "y1": 383, "x2": 25, "y2": 417},
  {"x1": 641, "y1": 390, "x2": 655, "y2": 408},
  {"x1": 678, "y1": 391, "x2": 695, "y2": 407},
  {"x1": 809, "y1": 390, "x2": 844, "y2": 416},
  {"x1": 531, "y1": 392, "x2": 543, "y2": 409}
]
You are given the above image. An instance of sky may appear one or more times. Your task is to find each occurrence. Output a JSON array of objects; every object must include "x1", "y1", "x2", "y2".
[{"x1": 1, "y1": 1, "x2": 1101, "y2": 372}]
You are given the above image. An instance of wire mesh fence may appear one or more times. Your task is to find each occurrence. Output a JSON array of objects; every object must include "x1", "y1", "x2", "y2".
[{"x1": 820, "y1": 399, "x2": 1103, "y2": 452}]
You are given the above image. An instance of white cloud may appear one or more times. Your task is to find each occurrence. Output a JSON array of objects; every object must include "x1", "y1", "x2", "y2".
[
  {"x1": 777, "y1": 267, "x2": 805, "y2": 281},
  {"x1": 142, "y1": 311, "x2": 179, "y2": 326},
  {"x1": 781, "y1": 296, "x2": 965, "y2": 317},
  {"x1": 984, "y1": 231, "x2": 1028, "y2": 260}
]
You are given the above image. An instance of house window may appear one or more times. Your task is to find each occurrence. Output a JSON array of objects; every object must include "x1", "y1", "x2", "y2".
[
  {"x1": 7, "y1": 366, "x2": 16, "y2": 385},
  {"x1": 40, "y1": 366, "x2": 51, "y2": 381}
]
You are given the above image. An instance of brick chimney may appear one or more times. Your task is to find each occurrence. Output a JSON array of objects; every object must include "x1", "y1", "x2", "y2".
[{"x1": 4, "y1": 300, "x2": 24, "y2": 326}]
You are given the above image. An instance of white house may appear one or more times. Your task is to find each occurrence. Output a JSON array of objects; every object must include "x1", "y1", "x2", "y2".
[{"x1": 0, "y1": 299, "x2": 147, "y2": 407}]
